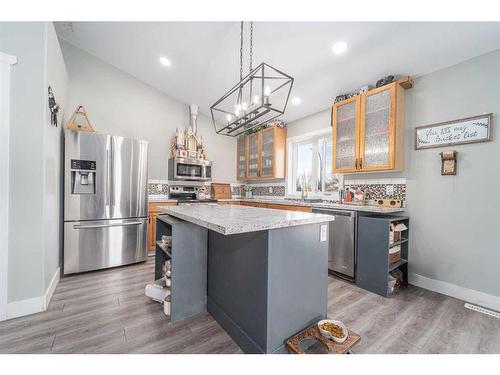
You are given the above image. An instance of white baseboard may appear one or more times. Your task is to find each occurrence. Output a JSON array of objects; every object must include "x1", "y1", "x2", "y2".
[
  {"x1": 6, "y1": 296, "x2": 45, "y2": 319},
  {"x1": 409, "y1": 273, "x2": 500, "y2": 312},
  {"x1": 6, "y1": 267, "x2": 60, "y2": 320},
  {"x1": 44, "y1": 267, "x2": 60, "y2": 309}
]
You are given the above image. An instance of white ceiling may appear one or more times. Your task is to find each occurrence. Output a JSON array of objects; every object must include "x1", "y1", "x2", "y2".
[{"x1": 55, "y1": 22, "x2": 500, "y2": 123}]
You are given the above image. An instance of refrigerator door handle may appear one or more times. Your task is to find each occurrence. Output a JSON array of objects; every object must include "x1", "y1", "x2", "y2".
[
  {"x1": 73, "y1": 221, "x2": 143, "y2": 230},
  {"x1": 105, "y1": 148, "x2": 111, "y2": 206},
  {"x1": 110, "y1": 137, "x2": 115, "y2": 206}
]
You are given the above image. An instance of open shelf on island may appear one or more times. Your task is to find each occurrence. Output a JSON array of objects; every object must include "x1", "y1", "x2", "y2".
[{"x1": 389, "y1": 258, "x2": 408, "y2": 272}]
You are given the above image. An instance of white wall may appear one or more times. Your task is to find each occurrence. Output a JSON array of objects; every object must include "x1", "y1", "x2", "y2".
[
  {"x1": 0, "y1": 22, "x2": 68, "y2": 317},
  {"x1": 287, "y1": 49, "x2": 500, "y2": 309},
  {"x1": 59, "y1": 41, "x2": 237, "y2": 183}
]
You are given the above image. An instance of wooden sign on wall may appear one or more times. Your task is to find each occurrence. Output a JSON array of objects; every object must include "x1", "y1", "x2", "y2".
[{"x1": 415, "y1": 113, "x2": 492, "y2": 150}]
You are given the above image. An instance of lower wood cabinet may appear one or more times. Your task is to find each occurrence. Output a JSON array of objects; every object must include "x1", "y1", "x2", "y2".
[
  {"x1": 266, "y1": 203, "x2": 311, "y2": 212},
  {"x1": 236, "y1": 200, "x2": 312, "y2": 212},
  {"x1": 217, "y1": 201, "x2": 241, "y2": 205},
  {"x1": 148, "y1": 201, "x2": 177, "y2": 250}
]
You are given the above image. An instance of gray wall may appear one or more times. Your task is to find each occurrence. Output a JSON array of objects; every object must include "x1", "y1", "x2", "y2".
[
  {"x1": 43, "y1": 24, "x2": 69, "y2": 291},
  {"x1": 287, "y1": 49, "x2": 500, "y2": 300},
  {"x1": 60, "y1": 41, "x2": 237, "y2": 183},
  {"x1": 405, "y1": 49, "x2": 499, "y2": 298},
  {"x1": 0, "y1": 22, "x2": 68, "y2": 304},
  {"x1": 1, "y1": 22, "x2": 45, "y2": 303}
]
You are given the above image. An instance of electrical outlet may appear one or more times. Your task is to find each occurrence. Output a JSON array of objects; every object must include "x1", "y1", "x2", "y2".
[
  {"x1": 157, "y1": 183, "x2": 162, "y2": 191},
  {"x1": 269, "y1": 187, "x2": 273, "y2": 193},
  {"x1": 320, "y1": 224, "x2": 327, "y2": 242},
  {"x1": 385, "y1": 185, "x2": 394, "y2": 196}
]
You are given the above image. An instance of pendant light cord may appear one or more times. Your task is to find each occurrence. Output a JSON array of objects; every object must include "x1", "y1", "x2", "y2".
[
  {"x1": 249, "y1": 21, "x2": 253, "y2": 73},
  {"x1": 239, "y1": 21, "x2": 244, "y2": 82}
]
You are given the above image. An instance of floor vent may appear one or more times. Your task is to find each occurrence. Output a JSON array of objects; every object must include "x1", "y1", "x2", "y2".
[{"x1": 464, "y1": 303, "x2": 500, "y2": 319}]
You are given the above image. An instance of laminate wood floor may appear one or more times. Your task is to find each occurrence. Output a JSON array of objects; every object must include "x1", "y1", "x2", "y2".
[{"x1": 1, "y1": 257, "x2": 499, "y2": 354}]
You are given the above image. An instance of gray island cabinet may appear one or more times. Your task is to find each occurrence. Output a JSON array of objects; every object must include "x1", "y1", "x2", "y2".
[{"x1": 157, "y1": 204, "x2": 334, "y2": 354}]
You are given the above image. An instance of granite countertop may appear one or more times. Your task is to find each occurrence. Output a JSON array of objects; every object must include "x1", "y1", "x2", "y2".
[
  {"x1": 217, "y1": 197, "x2": 406, "y2": 214},
  {"x1": 158, "y1": 204, "x2": 335, "y2": 235}
]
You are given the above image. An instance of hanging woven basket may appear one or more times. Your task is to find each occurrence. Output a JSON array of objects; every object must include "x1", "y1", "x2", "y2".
[{"x1": 66, "y1": 105, "x2": 95, "y2": 132}]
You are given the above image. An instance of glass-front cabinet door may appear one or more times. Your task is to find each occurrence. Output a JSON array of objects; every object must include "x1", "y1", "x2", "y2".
[
  {"x1": 359, "y1": 83, "x2": 396, "y2": 171},
  {"x1": 247, "y1": 132, "x2": 260, "y2": 178},
  {"x1": 332, "y1": 96, "x2": 359, "y2": 173},
  {"x1": 237, "y1": 136, "x2": 247, "y2": 180},
  {"x1": 260, "y1": 128, "x2": 275, "y2": 178}
]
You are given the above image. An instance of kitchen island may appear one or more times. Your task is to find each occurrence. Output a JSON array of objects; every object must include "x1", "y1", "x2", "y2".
[{"x1": 157, "y1": 204, "x2": 334, "y2": 354}]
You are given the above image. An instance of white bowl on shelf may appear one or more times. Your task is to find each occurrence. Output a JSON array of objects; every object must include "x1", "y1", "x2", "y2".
[{"x1": 317, "y1": 319, "x2": 348, "y2": 343}]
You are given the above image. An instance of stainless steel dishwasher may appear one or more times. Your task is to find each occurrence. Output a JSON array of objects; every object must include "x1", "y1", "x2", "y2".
[{"x1": 312, "y1": 208, "x2": 356, "y2": 279}]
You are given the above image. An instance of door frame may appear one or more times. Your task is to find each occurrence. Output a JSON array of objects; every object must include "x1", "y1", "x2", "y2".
[{"x1": 0, "y1": 51, "x2": 17, "y2": 321}]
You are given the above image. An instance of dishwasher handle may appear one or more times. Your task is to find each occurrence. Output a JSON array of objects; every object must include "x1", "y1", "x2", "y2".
[{"x1": 312, "y1": 209, "x2": 356, "y2": 218}]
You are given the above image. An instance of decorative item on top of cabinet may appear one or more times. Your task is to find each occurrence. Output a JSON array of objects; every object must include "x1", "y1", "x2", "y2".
[
  {"x1": 332, "y1": 79, "x2": 410, "y2": 174},
  {"x1": 237, "y1": 125, "x2": 287, "y2": 180}
]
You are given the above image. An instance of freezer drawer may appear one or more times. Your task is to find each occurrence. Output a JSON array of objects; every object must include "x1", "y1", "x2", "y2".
[{"x1": 64, "y1": 218, "x2": 148, "y2": 274}]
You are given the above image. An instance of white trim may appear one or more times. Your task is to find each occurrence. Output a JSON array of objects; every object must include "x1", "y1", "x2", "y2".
[
  {"x1": 0, "y1": 52, "x2": 16, "y2": 321},
  {"x1": 286, "y1": 127, "x2": 340, "y2": 197},
  {"x1": 409, "y1": 273, "x2": 500, "y2": 312},
  {"x1": 44, "y1": 267, "x2": 60, "y2": 309},
  {"x1": 6, "y1": 297, "x2": 45, "y2": 320},
  {"x1": 4, "y1": 267, "x2": 60, "y2": 320}
]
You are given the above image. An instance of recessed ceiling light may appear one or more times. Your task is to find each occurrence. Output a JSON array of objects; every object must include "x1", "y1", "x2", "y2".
[
  {"x1": 332, "y1": 41, "x2": 347, "y2": 55},
  {"x1": 159, "y1": 57, "x2": 171, "y2": 67},
  {"x1": 291, "y1": 97, "x2": 302, "y2": 105}
]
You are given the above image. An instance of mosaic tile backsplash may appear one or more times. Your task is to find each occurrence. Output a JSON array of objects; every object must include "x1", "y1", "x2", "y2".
[
  {"x1": 148, "y1": 181, "x2": 169, "y2": 195},
  {"x1": 344, "y1": 183, "x2": 406, "y2": 201},
  {"x1": 148, "y1": 179, "x2": 406, "y2": 202}
]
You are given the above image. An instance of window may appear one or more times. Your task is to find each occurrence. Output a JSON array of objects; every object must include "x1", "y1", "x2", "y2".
[{"x1": 288, "y1": 130, "x2": 342, "y2": 196}]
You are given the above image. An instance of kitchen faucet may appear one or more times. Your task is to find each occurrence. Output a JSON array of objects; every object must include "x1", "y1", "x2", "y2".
[{"x1": 300, "y1": 174, "x2": 308, "y2": 199}]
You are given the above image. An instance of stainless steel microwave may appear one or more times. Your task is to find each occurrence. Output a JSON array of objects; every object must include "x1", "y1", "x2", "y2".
[{"x1": 168, "y1": 157, "x2": 212, "y2": 181}]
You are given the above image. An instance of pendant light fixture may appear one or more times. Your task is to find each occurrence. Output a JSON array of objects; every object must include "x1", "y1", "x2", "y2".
[{"x1": 211, "y1": 22, "x2": 294, "y2": 137}]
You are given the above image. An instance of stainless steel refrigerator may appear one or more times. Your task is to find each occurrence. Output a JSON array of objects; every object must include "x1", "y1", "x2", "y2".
[{"x1": 64, "y1": 130, "x2": 149, "y2": 274}]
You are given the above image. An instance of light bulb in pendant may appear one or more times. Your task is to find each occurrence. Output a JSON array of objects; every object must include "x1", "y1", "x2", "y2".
[
  {"x1": 264, "y1": 86, "x2": 271, "y2": 96},
  {"x1": 241, "y1": 102, "x2": 248, "y2": 111},
  {"x1": 253, "y1": 95, "x2": 260, "y2": 105},
  {"x1": 235, "y1": 104, "x2": 241, "y2": 116},
  {"x1": 226, "y1": 114, "x2": 233, "y2": 122}
]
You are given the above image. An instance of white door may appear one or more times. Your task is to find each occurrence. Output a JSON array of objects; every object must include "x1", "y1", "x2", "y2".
[{"x1": 0, "y1": 51, "x2": 17, "y2": 321}]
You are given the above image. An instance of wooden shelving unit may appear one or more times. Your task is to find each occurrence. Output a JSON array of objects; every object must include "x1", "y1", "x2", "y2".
[{"x1": 356, "y1": 215, "x2": 409, "y2": 297}]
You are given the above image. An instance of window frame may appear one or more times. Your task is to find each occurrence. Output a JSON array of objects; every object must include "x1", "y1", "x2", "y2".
[{"x1": 286, "y1": 128, "x2": 343, "y2": 197}]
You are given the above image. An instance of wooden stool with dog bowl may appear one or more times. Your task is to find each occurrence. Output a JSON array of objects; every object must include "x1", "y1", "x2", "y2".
[{"x1": 285, "y1": 319, "x2": 361, "y2": 354}]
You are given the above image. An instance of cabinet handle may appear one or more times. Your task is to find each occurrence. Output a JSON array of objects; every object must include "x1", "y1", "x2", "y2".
[
  {"x1": 355, "y1": 158, "x2": 358, "y2": 169},
  {"x1": 359, "y1": 158, "x2": 363, "y2": 169}
]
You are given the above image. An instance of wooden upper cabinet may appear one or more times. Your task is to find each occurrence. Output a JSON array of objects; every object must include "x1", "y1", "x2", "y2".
[
  {"x1": 332, "y1": 82, "x2": 405, "y2": 173},
  {"x1": 237, "y1": 136, "x2": 247, "y2": 180},
  {"x1": 238, "y1": 125, "x2": 286, "y2": 180},
  {"x1": 247, "y1": 132, "x2": 260, "y2": 178},
  {"x1": 332, "y1": 96, "x2": 360, "y2": 173}
]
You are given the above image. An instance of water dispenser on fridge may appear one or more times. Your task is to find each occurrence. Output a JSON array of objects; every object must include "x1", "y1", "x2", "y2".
[{"x1": 70, "y1": 159, "x2": 96, "y2": 195}]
